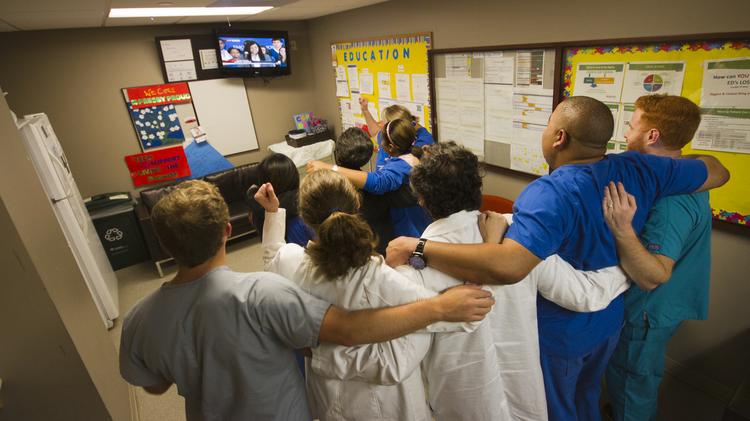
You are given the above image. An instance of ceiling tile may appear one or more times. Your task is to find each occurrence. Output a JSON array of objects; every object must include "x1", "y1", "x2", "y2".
[
  {"x1": 104, "y1": 16, "x2": 183, "y2": 27},
  {"x1": 0, "y1": 0, "x2": 391, "y2": 31},
  {"x1": 235, "y1": 0, "x2": 390, "y2": 21},
  {"x1": 3, "y1": 10, "x2": 105, "y2": 30},
  {"x1": 0, "y1": 0, "x2": 103, "y2": 13}
]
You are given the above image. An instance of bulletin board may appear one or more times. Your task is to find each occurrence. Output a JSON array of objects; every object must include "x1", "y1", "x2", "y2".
[
  {"x1": 430, "y1": 46, "x2": 560, "y2": 176},
  {"x1": 155, "y1": 34, "x2": 225, "y2": 83},
  {"x1": 122, "y1": 78, "x2": 259, "y2": 156},
  {"x1": 122, "y1": 82, "x2": 196, "y2": 151},
  {"x1": 331, "y1": 33, "x2": 433, "y2": 135},
  {"x1": 562, "y1": 34, "x2": 750, "y2": 226}
]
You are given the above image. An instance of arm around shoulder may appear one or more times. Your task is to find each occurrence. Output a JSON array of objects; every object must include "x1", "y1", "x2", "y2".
[
  {"x1": 535, "y1": 255, "x2": 630, "y2": 312},
  {"x1": 318, "y1": 284, "x2": 494, "y2": 346},
  {"x1": 422, "y1": 239, "x2": 540, "y2": 285}
]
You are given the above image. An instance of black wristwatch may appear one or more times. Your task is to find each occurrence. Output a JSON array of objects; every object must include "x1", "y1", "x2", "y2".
[{"x1": 408, "y1": 238, "x2": 428, "y2": 270}]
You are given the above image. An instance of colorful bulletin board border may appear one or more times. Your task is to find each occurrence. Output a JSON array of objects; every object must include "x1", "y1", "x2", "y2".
[
  {"x1": 331, "y1": 32, "x2": 433, "y2": 135},
  {"x1": 124, "y1": 145, "x2": 190, "y2": 187},
  {"x1": 562, "y1": 40, "x2": 750, "y2": 97},
  {"x1": 562, "y1": 36, "x2": 750, "y2": 227}
]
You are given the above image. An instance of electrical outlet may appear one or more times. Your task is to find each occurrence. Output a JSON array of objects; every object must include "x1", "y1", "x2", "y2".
[{"x1": 290, "y1": 40, "x2": 297, "y2": 51}]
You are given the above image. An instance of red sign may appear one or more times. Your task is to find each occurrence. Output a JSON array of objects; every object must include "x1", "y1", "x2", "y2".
[
  {"x1": 126, "y1": 82, "x2": 192, "y2": 109},
  {"x1": 124, "y1": 146, "x2": 191, "y2": 187}
]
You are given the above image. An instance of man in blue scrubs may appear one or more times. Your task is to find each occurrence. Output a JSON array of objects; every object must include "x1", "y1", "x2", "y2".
[
  {"x1": 385, "y1": 96, "x2": 730, "y2": 421},
  {"x1": 602, "y1": 95, "x2": 713, "y2": 421}
]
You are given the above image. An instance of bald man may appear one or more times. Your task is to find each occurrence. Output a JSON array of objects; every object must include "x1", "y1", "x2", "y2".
[{"x1": 386, "y1": 96, "x2": 729, "y2": 421}]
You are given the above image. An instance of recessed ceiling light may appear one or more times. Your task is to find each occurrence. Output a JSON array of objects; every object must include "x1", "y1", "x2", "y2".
[{"x1": 109, "y1": 6, "x2": 273, "y2": 18}]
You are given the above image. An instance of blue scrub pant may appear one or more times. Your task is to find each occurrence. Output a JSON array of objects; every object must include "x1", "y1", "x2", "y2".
[
  {"x1": 540, "y1": 329, "x2": 621, "y2": 421},
  {"x1": 605, "y1": 323, "x2": 681, "y2": 421}
]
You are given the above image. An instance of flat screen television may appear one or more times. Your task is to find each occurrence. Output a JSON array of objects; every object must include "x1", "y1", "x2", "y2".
[{"x1": 215, "y1": 30, "x2": 290, "y2": 77}]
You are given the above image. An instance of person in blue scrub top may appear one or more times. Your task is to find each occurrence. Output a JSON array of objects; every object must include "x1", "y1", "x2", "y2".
[
  {"x1": 307, "y1": 118, "x2": 431, "y2": 239},
  {"x1": 602, "y1": 95, "x2": 713, "y2": 421},
  {"x1": 359, "y1": 97, "x2": 434, "y2": 170},
  {"x1": 385, "y1": 96, "x2": 730, "y2": 421}
]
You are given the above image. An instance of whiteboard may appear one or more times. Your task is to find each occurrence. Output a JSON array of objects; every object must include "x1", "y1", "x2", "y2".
[{"x1": 188, "y1": 78, "x2": 259, "y2": 155}]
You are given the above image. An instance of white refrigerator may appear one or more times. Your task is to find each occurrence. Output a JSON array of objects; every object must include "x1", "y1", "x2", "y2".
[{"x1": 17, "y1": 113, "x2": 119, "y2": 329}]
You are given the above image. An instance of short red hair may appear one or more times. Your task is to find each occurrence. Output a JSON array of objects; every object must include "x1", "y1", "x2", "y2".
[{"x1": 634, "y1": 95, "x2": 701, "y2": 150}]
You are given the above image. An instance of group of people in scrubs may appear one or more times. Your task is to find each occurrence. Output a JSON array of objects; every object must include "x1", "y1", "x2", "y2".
[{"x1": 119, "y1": 93, "x2": 728, "y2": 421}]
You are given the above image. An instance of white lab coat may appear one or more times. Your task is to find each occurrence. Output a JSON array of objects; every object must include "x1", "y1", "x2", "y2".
[
  {"x1": 397, "y1": 211, "x2": 628, "y2": 421},
  {"x1": 263, "y1": 209, "x2": 628, "y2": 421},
  {"x1": 262, "y1": 209, "x2": 453, "y2": 421},
  {"x1": 394, "y1": 228, "x2": 511, "y2": 419}
]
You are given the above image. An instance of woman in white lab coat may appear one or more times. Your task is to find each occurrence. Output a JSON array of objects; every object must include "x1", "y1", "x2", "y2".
[{"x1": 255, "y1": 170, "x2": 452, "y2": 421}]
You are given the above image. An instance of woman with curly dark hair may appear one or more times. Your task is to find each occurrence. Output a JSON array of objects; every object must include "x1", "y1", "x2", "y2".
[{"x1": 410, "y1": 141, "x2": 630, "y2": 420}]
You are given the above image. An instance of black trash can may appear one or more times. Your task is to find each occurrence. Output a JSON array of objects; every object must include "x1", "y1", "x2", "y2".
[{"x1": 86, "y1": 193, "x2": 149, "y2": 270}]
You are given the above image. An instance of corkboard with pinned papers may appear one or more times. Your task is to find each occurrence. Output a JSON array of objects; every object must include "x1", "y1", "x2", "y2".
[{"x1": 430, "y1": 44, "x2": 561, "y2": 176}]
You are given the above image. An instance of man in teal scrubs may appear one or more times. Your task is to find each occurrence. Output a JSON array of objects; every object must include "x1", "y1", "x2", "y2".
[{"x1": 603, "y1": 94, "x2": 714, "y2": 421}]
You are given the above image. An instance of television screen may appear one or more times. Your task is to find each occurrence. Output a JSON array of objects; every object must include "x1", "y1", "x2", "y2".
[{"x1": 216, "y1": 30, "x2": 290, "y2": 77}]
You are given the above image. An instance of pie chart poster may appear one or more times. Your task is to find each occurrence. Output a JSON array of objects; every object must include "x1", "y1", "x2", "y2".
[{"x1": 621, "y1": 62, "x2": 685, "y2": 102}]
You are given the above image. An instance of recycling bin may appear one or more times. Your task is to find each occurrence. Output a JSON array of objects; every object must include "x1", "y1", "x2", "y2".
[{"x1": 86, "y1": 193, "x2": 149, "y2": 270}]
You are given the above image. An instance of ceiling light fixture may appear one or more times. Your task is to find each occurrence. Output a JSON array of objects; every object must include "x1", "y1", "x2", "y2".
[{"x1": 109, "y1": 6, "x2": 273, "y2": 18}]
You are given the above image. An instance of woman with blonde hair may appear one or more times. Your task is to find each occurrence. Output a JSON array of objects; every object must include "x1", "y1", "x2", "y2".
[
  {"x1": 359, "y1": 98, "x2": 434, "y2": 170},
  {"x1": 255, "y1": 170, "x2": 493, "y2": 420},
  {"x1": 307, "y1": 118, "x2": 431, "y2": 238}
]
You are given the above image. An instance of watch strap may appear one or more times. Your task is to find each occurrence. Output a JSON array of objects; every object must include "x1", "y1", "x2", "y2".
[{"x1": 414, "y1": 238, "x2": 427, "y2": 255}]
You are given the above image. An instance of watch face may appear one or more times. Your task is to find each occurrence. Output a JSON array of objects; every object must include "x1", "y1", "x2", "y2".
[{"x1": 408, "y1": 254, "x2": 426, "y2": 270}]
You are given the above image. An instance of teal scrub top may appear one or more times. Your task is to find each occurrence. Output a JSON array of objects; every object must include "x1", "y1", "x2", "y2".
[{"x1": 624, "y1": 192, "x2": 712, "y2": 327}]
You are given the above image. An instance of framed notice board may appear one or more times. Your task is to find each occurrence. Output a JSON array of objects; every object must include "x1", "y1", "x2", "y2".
[
  {"x1": 156, "y1": 34, "x2": 225, "y2": 83},
  {"x1": 562, "y1": 33, "x2": 750, "y2": 226},
  {"x1": 331, "y1": 33, "x2": 433, "y2": 135},
  {"x1": 430, "y1": 44, "x2": 561, "y2": 176}
]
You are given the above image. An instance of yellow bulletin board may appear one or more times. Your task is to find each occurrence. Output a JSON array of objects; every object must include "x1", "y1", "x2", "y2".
[
  {"x1": 331, "y1": 33, "x2": 432, "y2": 135},
  {"x1": 563, "y1": 36, "x2": 750, "y2": 226}
]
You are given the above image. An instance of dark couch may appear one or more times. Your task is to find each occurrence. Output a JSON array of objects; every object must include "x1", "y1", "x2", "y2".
[{"x1": 135, "y1": 162, "x2": 260, "y2": 276}]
